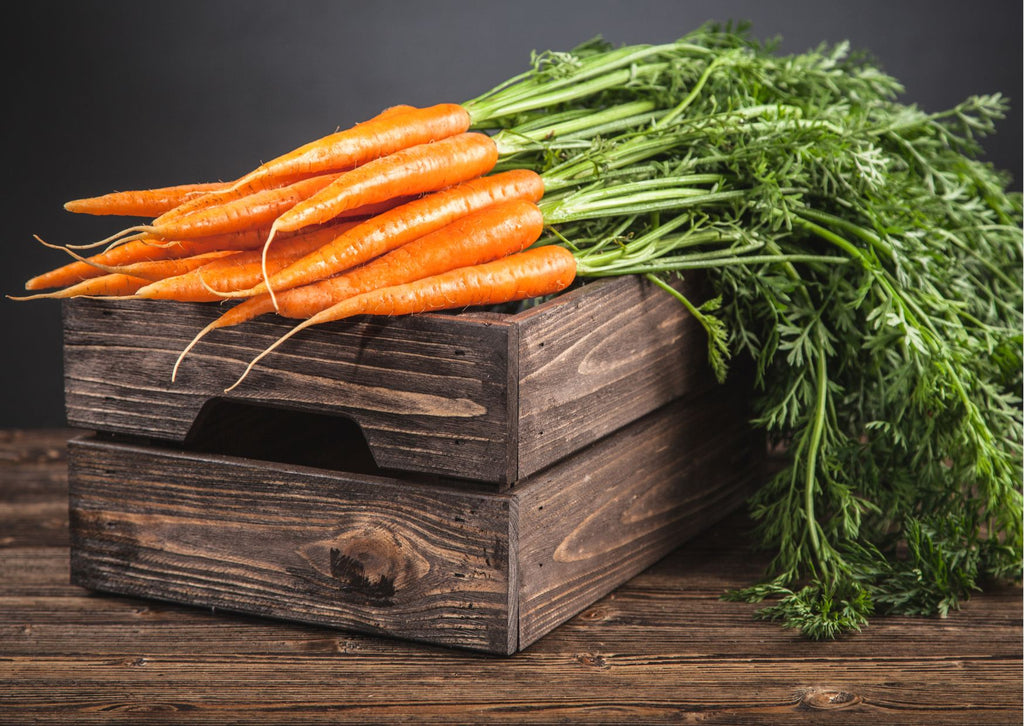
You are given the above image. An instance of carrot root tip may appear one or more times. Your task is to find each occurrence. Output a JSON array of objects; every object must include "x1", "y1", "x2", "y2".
[
  {"x1": 262, "y1": 225, "x2": 280, "y2": 311},
  {"x1": 6, "y1": 292, "x2": 53, "y2": 302},
  {"x1": 65, "y1": 225, "x2": 153, "y2": 250}
]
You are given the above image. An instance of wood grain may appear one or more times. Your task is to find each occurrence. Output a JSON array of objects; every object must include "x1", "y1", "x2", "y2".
[
  {"x1": 66, "y1": 384, "x2": 756, "y2": 654},
  {"x1": 516, "y1": 388, "x2": 761, "y2": 648},
  {"x1": 515, "y1": 273, "x2": 715, "y2": 480},
  {"x1": 62, "y1": 297, "x2": 515, "y2": 481},
  {"x1": 62, "y1": 275, "x2": 710, "y2": 484},
  {"x1": 68, "y1": 436, "x2": 516, "y2": 654},
  {"x1": 2, "y1": 429, "x2": 1022, "y2": 724}
]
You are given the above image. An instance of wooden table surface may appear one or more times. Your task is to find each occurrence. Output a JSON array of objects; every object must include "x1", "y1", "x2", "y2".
[{"x1": 2, "y1": 428, "x2": 1021, "y2": 724}]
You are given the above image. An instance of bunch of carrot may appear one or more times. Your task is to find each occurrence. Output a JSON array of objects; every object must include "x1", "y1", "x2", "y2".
[
  {"x1": 18, "y1": 30, "x2": 755, "y2": 385},
  {"x1": 18, "y1": 102, "x2": 583, "y2": 385}
]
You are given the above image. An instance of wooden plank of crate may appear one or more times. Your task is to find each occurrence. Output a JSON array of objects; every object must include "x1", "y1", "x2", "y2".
[
  {"x1": 513, "y1": 389, "x2": 761, "y2": 649},
  {"x1": 62, "y1": 298, "x2": 516, "y2": 483},
  {"x1": 67, "y1": 435, "x2": 518, "y2": 654},
  {"x1": 513, "y1": 274, "x2": 716, "y2": 481}
]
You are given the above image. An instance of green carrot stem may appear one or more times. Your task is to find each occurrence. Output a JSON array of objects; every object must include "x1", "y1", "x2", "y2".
[
  {"x1": 467, "y1": 62, "x2": 670, "y2": 123},
  {"x1": 493, "y1": 100, "x2": 658, "y2": 154},
  {"x1": 542, "y1": 189, "x2": 747, "y2": 224},
  {"x1": 575, "y1": 253, "x2": 850, "y2": 276},
  {"x1": 464, "y1": 41, "x2": 715, "y2": 124}
]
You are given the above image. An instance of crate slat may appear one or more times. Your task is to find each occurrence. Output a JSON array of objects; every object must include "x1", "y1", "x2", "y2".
[
  {"x1": 63, "y1": 275, "x2": 713, "y2": 485},
  {"x1": 68, "y1": 389, "x2": 759, "y2": 654}
]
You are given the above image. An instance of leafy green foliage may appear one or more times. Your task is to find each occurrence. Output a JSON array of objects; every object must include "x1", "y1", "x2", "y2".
[{"x1": 470, "y1": 23, "x2": 1023, "y2": 638}]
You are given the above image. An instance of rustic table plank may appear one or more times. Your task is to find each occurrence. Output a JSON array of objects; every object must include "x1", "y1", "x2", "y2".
[{"x1": 1, "y1": 429, "x2": 1020, "y2": 725}]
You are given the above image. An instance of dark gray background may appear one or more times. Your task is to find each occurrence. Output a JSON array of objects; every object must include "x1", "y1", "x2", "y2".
[{"x1": 2, "y1": 0, "x2": 1020, "y2": 427}]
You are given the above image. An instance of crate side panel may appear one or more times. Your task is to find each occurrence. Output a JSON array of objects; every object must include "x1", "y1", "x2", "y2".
[
  {"x1": 514, "y1": 276, "x2": 716, "y2": 479},
  {"x1": 63, "y1": 298, "x2": 514, "y2": 482},
  {"x1": 515, "y1": 385, "x2": 760, "y2": 648},
  {"x1": 67, "y1": 437, "x2": 516, "y2": 654}
]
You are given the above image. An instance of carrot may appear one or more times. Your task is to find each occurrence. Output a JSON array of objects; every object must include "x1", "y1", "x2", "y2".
[
  {"x1": 149, "y1": 103, "x2": 458, "y2": 224},
  {"x1": 148, "y1": 172, "x2": 318, "y2": 226},
  {"x1": 230, "y1": 169, "x2": 544, "y2": 302},
  {"x1": 24, "y1": 226, "x2": 272, "y2": 290},
  {"x1": 78, "y1": 170, "x2": 347, "y2": 252},
  {"x1": 268, "y1": 132, "x2": 499, "y2": 237},
  {"x1": 68, "y1": 114, "x2": 483, "y2": 253},
  {"x1": 148, "y1": 174, "x2": 405, "y2": 241},
  {"x1": 135, "y1": 220, "x2": 362, "y2": 302},
  {"x1": 9, "y1": 273, "x2": 152, "y2": 300},
  {"x1": 222, "y1": 103, "x2": 469, "y2": 195},
  {"x1": 64, "y1": 181, "x2": 233, "y2": 217},
  {"x1": 140, "y1": 171, "x2": 347, "y2": 240},
  {"x1": 226, "y1": 245, "x2": 576, "y2": 390},
  {"x1": 170, "y1": 200, "x2": 545, "y2": 379},
  {"x1": 63, "y1": 249, "x2": 239, "y2": 282},
  {"x1": 23, "y1": 216, "x2": 365, "y2": 291},
  {"x1": 60, "y1": 106, "x2": 426, "y2": 223},
  {"x1": 276, "y1": 200, "x2": 544, "y2": 317}
]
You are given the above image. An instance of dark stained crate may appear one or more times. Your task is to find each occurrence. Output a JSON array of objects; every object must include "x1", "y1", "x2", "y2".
[
  {"x1": 68, "y1": 386, "x2": 761, "y2": 655},
  {"x1": 64, "y1": 273, "x2": 761, "y2": 652},
  {"x1": 62, "y1": 275, "x2": 717, "y2": 486}
]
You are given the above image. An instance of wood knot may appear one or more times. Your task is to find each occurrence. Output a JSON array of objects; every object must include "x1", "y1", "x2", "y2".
[
  {"x1": 331, "y1": 546, "x2": 396, "y2": 605},
  {"x1": 796, "y1": 687, "x2": 863, "y2": 710},
  {"x1": 575, "y1": 652, "x2": 610, "y2": 669},
  {"x1": 321, "y1": 526, "x2": 428, "y2": 606}
]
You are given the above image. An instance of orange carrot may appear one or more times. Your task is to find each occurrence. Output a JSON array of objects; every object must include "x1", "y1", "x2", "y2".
[
  {"x1": 79, "y1": 171, "x2": 347, "y2": 252},
  {"x1": 64, "y1": 181, "x2": 233, "y2": 217},
  {"x1": 10, "y1": 273, "x2": 152, "y2": 300},
  {"x1": 276, "y1": 200, "x2": 544, "y2": 317},
  {"x1": 23, "y1": 216, "x2": 366, "y2": 291},
  {"x1": 231, "y1": 169, "x2": 544, "y2": 302},
  {"x1": 142, "y1": 171, "x2": 346, "y2": 240},
  {"x1": 135, "y1": 220, "x2": 362, "y2": 302},
  {"x1": 222, "y1": 103, "x2": 469, "y2": 195},
  {"x1": 226, "y1": 245, "x2": 576, "y2": 390},
  {"x1": 70, "y1": 116, "x2": 485, "y2": 253},
  {"x1": 268, "y1": 132, "x2": 499, "y2": 237},
  {"x1": 149, "y1": 103, "x2": 453, "y2": 224},
  {"x1": 24, "y1": 226, "x2": 272, "y2": 290},
  {"x1": 170, "y1": 200, "x2": 545, "y2": 378},
  {"x1": 68, "y1": 249, "x2": 239, "y2": 282},
  {"x1": 149, "y1": 172, "x2": 316, "y2": 226},
  {"x1": 60, "y1": 106, "x2": 425, "y2": 224},
  {"x1": 147, "y1": 175, "x2": 404, "y2": 239}
]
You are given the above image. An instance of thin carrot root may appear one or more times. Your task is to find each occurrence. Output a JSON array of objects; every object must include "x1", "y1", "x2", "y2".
[
  {"x1": 64, "y1": 225, "x2": 154, "y2": 250},
  {"x1": 262, "y1": 225, "x2": 280, "y2": 310},
  {"x1": 31, "y1": 237, "x2": 132, "y2": 277},
  {"x1": 171, "y1": 318, "x2": 225, "y2": 382},
  {"x1": 33, "y1": 232, "x2": 145, "y2": 257},
  {"x1": 33, "y1": 234, "x2": 73, "y2": 253},
  {"x1": 7, "y1": 291, "x2": 70, "y2": 301}
]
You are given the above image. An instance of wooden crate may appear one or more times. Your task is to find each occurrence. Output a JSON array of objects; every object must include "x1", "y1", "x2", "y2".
[
  {"x1": 63, "y1": 275, "x2": 761, "y2": 653},
  {"x1": 62, "y1": 275, "x2": 718, "y2": 486},
  {"x1": 68, "y1": 388, "x2": 760, "y2": 655}
]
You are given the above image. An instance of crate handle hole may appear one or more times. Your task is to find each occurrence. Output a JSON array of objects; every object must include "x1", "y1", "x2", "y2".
[{"x1": 183, "y1": 398, "x2": 381, "y2": 475}]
